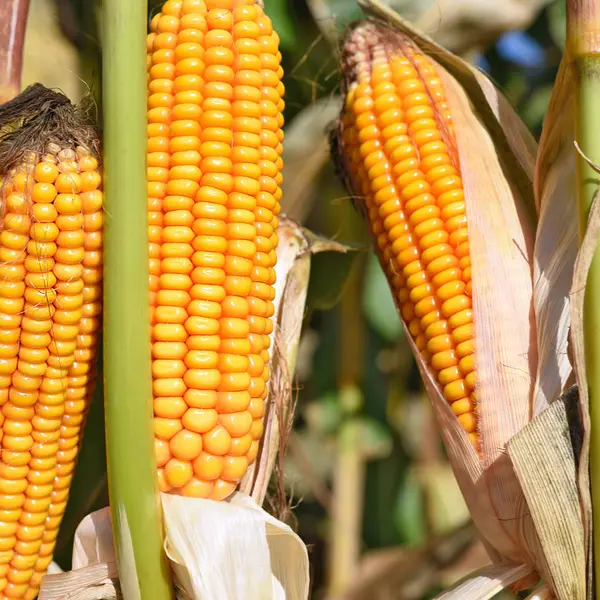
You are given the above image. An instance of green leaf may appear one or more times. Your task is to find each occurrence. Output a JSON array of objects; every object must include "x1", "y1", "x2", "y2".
[
  {"x1": 547, "y1": 0, "x2": 566, "y2": 49},
  {"x1": 520, "y1": 85, "x2": 553, "y2": 133},
  {"x1": 304, "y1": 393, "x2": 343, "y2": 436},
  {"x1": 263, "y1": 0, "x2": 296, "y2": 49},
  {"x1": 359, "y1": 416, "x2": 393, "y2": 460},
  {"x1": 362, "y1": 253, "x2": 403, "y2": 342},
  {"x1": 394, "y1": 470, "x2": 426, "y2": 546},
  {"x1": 306, "y1": 248, "x2": 360, "y2": 313}
]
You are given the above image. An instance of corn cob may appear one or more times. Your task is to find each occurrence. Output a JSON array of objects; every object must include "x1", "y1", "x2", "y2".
[
  {"x1": 333, "y1": 24, "x2": 477, "y2": 447},
  {"x1": 147, "y1": 0, "x2": 284, "y2": 500},
  {"x1": 0, "y1": 86, "x2": 102, "y2": 599}
]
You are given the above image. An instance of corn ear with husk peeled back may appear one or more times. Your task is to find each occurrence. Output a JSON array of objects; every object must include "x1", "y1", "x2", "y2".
[
  {"x1": 332, "y1": 6, "x2": 583, "y2": 597},
  {"x1": 0, "y1": 85, "x2": 102, "y2": 600}
]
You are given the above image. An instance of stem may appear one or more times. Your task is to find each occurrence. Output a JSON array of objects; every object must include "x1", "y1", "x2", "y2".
[
  {"x1": 328, "y1": 258, "x2": 366, "y2": 595},
  {"x1": 328, "y1": 413, "x2": 366, "y2": 595},
  {"x1": 0, "y1": 0, "x2": 29, "y2": 101},
  {"x1": 102, "y1": 1, "x2": 174, "y2": 598},
  {"x1": 575, "y1": 60, "x2": 600, "y2": 600},
  {"x1": 568, "y1": 2, "x2": 600, "y2": 595}
]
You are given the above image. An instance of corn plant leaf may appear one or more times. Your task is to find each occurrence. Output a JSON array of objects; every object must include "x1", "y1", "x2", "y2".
[
  {"x1": 532, "y1": 56, "x2": 577, "y2": 416},
  {"x1": 432, "y1": 563, "x2": 533, "y2": 600},
  {"x1": 362, "y1": 254, "x2": 403, "y2": 342},
  {"x1": 506, "y1": 387, "x2": 585, "y2": 600}
]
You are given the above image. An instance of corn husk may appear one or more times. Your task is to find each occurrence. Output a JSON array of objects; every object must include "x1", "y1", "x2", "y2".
[
  {"x1": 39, "y1": 218, "x2": 354, "y2": 599},
  {"x1": 337, "y1": 2, "x2": 584, "y2": 597}
]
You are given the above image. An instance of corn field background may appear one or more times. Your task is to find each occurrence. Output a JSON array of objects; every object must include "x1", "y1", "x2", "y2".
[{"x1": 21, "y1": 0, "x2": 568, "y2": 598}]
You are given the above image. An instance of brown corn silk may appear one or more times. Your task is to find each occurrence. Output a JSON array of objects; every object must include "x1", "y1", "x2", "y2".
[
  {"x1": 333, "y1": 20, "x2": 542, "y2": 572},
  {"x1": 0, "y1": 85, "x2": 102, "y2": 599},
  {"x1": 146, "y1": 0, "x2": 285, "y2": 501}
]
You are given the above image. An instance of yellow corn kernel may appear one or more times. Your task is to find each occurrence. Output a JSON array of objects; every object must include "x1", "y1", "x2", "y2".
[
  {"x1": 336, "y1": 24, "x2": 477, "y2": 446},
  {"x1": 148, "y1": 0, "x2": 284, "y2": 500}
]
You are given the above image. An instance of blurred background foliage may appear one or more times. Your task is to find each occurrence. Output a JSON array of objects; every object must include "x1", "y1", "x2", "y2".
[{"x1": 20, "y1": 0, "x2": 567, "y2": 597}]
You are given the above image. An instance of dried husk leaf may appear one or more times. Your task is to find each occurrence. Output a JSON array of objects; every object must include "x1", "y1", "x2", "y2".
[
  {"x1": 532, "y1": 56, "x2": 578, "y2": 417},
  {"x1": 432, "y1": 563, "x2": 533, "y2": 600},
  {"x1": 239, "y1": 220, "x2": 356, "y2": 505},
  {"x1": 239, "y1": 220, "x2": 310, "y2": 503},
  {"x1": 161, "y1": 493, "x2": 309, "y2": 600},
  {"x1": 39, "y1": 494, "x2": 310, "y2": 600},
  {"x1": 506, "y1": 387, "x2": 585, "y2": 600}
]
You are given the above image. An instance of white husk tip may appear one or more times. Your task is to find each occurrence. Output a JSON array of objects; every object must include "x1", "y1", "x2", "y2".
[{"x1": 38, "y1": 492, "x2": 310, "y2": 600}]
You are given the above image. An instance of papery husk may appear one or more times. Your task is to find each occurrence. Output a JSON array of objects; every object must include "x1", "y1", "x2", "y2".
[
  {"x1": 506, "y1": 386, "x2": 585, "y2": 600},
  {"x1": 38, "y1": 218, "x2": 356, "y2": 600},
  {"x1": 533, "y1": 56, "x2": 579, "y2": 418},
  {"x1": 432, "y1": 563, "x2": 533, "y2": 600}
]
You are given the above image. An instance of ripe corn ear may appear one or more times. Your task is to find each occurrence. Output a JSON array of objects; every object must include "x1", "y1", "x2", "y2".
[
  {"x1": 0, "y1": 85, "x2": 102, "y2": 600},
  {"x1": 333, "y1": 23, "x2": 477, "y2": 447},
  {"x1": 147, "y1": 0, "x2": 284, "y2": 500}
]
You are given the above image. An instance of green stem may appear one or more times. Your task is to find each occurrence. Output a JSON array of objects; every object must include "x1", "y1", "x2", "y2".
[
  {"x1": 567, "y1": 2, "x2": 600, "y2": 593},
  {"x1": 573, "y1": 53, "x2": 600, "y2": 600},
  {"x1": 102, "y1": 1, "x2": 174, "y2": 598}
]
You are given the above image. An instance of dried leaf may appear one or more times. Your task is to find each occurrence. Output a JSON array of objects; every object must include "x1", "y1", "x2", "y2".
[
  {"x1": 239, "y1": 218, "x2": 357, "y2": 506},
  {"x1": 162, "y1": 493, "x2": 309, "y2": 600},
  {"x1": 280, "y1": 98, "x2": 342, "y2": 222},
  {"x1": 239, "y1": 219, "x2": 309, "y2": 504},
  {"x1": 432, "y1": 563, "x2": 533, "y2": 600},
  {"x1": 507, "y1": 388, "x2": 585, "y2": 600},
  {"x1": 532, "y1": 56, "x2": 577, "y2": 416}
]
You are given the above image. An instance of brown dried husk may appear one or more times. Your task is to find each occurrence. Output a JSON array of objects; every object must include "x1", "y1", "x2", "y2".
[{"x1": 334, "y1": 3, "x2": 584, "y2": 597}]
